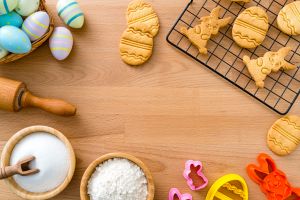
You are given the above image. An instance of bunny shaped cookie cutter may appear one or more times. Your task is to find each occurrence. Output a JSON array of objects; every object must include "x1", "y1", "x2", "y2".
[
  {"x1": 247, "y1": 153, "x2": 300, "y2": 200},
  {"x1": 169, "y1": 188, "x2": 192, "y2": 200},
  {"x1": 183, "y1": 160, "x2": 208, "y2": 191}
]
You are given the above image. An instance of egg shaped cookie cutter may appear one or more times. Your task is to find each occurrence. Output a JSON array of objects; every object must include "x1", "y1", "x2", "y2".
[
  {"x1": 183, "y1": 160, "x2": 208, "y2": 191},
  {"x1": 247, "y1": 153, "x2": 300, "y2": 200},
  {"x1": 205, "y1": 174, "x2": 248, "y2": 200},
  {"x1": 169, "y1": 188, "x2": 192, "y2": 200}
]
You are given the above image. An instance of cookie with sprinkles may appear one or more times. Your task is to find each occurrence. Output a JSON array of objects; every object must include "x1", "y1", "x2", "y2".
[{"x1": 57, "y1": 0, "x2": 84, "y2": 29}]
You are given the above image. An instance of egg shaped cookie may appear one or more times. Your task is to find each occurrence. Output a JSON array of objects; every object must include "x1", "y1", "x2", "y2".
[
  {"x1": 267, "y1": 115, "x2": 300, "y2": 156},
  {"x1": 22, "y1": 11, "x2": 50, "y2": 41},
  {"x1": 0, "y1": 11, "x2": 23, "y2": 27},
  {"x1": 120, "y1": 27, "x2": 153, "y2": 66},
  {"x1": 127, "y1": 0, "x2": 159, "y2": 37},
  {"x1": 57, "y1": 0, "x2": 84, "y2": 29},
  {"x1": 0, "y1": 0, "x2": 17, "y2": 15},
  {"x1": 232, "y1": 6, "x2": 269, "y2": 49},
  {"x1": 0, "y1": 25, "x2": 31, "y2": 54},
  {"x1": 277, "y1": 1, "x2": 300, "y2": 35},
  {"x1": 15, "y1": 0, "x2": 40, "y2": 16},
  {"x1": 0, "y1": 46, "x2": 8, "y2": 59},
  {"x1": 49, "y1": 27, "x2": 73, "y2": 60},
  {"x1": 206, "y1": 174, "x2": 248, "y2": 200}
]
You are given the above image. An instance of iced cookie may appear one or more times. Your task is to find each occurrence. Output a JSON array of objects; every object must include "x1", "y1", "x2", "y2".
[
  {"x1": 268, "y1": 115, "x2": 300, "y2": 156},
  {"x1": 120, "y1": 27, "x2": 153, "y2": 66},
  {"x1": 181, "y1": 6, "x2": 231, "y2": 54},
  {"x1": 127, "y1": 0, "x2": 159, "y2": 37},
  {"x1": 277, "y1": 1, "x2": 300, "y2": 35},
  {"x1": 232, "y1": 7, "x2": 269, "y2": 49},
  {"x1": 243, "y1": 47, "x2": 296, "y2": 88}
]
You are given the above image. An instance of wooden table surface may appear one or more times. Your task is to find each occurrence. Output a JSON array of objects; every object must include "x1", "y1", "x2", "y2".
[{"x1": 0, "y1": 0, "x2": 299, "y2": 199}]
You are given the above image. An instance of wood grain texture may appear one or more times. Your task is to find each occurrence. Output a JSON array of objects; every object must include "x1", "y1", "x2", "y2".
[{"x1": 0, "y1": 0, "x2": 299, "y2": 199}]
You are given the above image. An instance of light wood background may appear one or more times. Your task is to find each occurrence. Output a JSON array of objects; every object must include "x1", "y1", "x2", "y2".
[{"x1": 0, "y1": 0, "x2": 299, "y2": 199}]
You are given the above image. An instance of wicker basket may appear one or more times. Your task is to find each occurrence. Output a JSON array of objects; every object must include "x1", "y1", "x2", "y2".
[{"x1": 0, "y1": 0, "x2": 54, "y2": 64}]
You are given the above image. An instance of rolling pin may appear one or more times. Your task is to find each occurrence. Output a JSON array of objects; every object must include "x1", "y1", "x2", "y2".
[{"x1": 0, "y1": 77, "x2": 76, "y2": 116}]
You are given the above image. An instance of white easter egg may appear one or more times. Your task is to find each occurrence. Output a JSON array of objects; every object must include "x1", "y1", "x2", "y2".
[
  {"x1": 0, "y1": 46, "x2": 8, "y2": 59},
  {"x1": 22, "y1": 11, "x2": 49, "y2": 41},
  {"x1": 49, "y1": 27, "x2": 73, "y2": 60},
  {"x1": 0, "y1": 0, "x2": 18, "y2": 15},
  {"x1": 57, "y1": 0, "x2": 84, "y2": 29},
  {"x1": 15, "y1": 0, "x2": 40, "y2": 16}
]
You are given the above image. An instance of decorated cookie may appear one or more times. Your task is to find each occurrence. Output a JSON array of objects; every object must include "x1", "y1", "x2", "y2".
[
  {"x1": 120, "y1": 27, "x2": 153, "y2": 66},
  {"x1": 232, "y1": 6, "x2": 269, "y2": 49},
  {"x1": 268, "y1": 115, "x2": 300, "y2": 156},
  {"x1": 243, "y1": 47, "x2": 295, "y2": 88},
  {"x1": 126, "y1": 0, "x2": 159, "y2": 37},
  {"x1": 181, "y1": 6, "x2": 231, "y2": 54},
  {"x1": 277, "y1": 1, "x2": 300, "y2": 35}
]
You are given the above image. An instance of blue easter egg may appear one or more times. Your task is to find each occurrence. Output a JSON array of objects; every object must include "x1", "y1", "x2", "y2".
[
  {"x1": 0, "y1": 26, "x2": 31, "y2": 54},
  {"x1": 0, "y1": 12, "x2": 23, "y2": 27}
]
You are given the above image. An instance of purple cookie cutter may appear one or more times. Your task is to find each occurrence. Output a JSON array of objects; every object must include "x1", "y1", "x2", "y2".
[
  {"x1": 183, "y1": 160, "x2": 208, "y2": 191},
  {"x1": 169, "y1": 188, "x2": 192, "y2": 200}
]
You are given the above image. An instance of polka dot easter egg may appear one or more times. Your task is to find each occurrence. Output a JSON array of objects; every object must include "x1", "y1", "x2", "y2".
[
  {"x1": 15, "y1": 0, "x2": 40, "y2": 16},
  {"x1": 57, "y1": 0, "x2": 84, "y2": 29},
  {"x1": 22, "y1": 11, "x2": 50, "y2": 42},
  {"x1": 0, "y1": 0, "x2": 17, "y2": 15},
  {"x1": 49, "y1": 27, "x2": 73, "y2": 60},
  {"x1": 0, "y1": 46, "x2": 8, "y2": 59},
  {"x1": 0, "y1": 11, "x2": 23, "y2": 27},
  {"x1": 0, "y1": 25, "x2": 31, "y2": 54}
]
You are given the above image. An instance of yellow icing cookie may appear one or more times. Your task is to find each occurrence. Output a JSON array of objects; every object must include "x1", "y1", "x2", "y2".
[
  {"x1": 232, "y1": 6, "x2": 269, "y2": 49},
  {"x1": 126, "y1": 0, "x2": 160, "y2": 37},
  {"x1": 181, "y1": 6, "x2": 231, "y2": 54},
  {"x1": 268, "y1": 115, "x2": 300, "y2": 156},
  {"x1": 119, "y1": 27, "x2": 153, "y2": 66},
  {"x1": 243, "y1": 47, "x2": 296, "y2": 88},
  {"x1": 277, "y1": 1, "x2": 300, "y2": 35}
]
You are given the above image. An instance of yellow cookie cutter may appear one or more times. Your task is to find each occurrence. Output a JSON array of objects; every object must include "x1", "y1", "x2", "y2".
[{"x1": 205, "y1": 174, "x2": 248, "y2": 200}]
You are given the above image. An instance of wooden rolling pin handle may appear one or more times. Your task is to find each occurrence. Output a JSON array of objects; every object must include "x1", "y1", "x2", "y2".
[
  {"x1": 0, "y1": 166, "x2": 18, "y2": 179},
  {"x1": 21, "y1": 91, "x2": 77, "y2": 116}
]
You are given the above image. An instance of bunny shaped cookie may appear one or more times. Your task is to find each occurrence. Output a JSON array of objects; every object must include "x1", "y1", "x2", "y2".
[
  {"x1": 247, "y1": 153, "x2": 300, "y2": 200},
  {"x1": 181, "y1": 6, "x2": 231, "y2": 54},
  {"x1": 243, "y1": 47, "x2": 296, "y2": 88}
]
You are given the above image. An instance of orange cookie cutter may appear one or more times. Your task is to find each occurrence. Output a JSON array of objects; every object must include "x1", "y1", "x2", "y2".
[{"x1": 247, "y1": 153, "x2": 300, "y2": 200}]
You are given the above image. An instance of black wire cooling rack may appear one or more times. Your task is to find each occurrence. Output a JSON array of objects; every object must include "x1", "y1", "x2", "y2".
[{"x1": 166, "y1": 0, "x2": 300, "y2": 115}]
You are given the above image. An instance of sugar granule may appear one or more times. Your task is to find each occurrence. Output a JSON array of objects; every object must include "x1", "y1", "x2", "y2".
[{"x1": 87, "y1": 158, "x2": 148, "y2": 200}]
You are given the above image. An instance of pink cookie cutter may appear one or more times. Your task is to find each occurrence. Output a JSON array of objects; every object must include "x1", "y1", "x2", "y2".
[
  {"x1": 169, "y1": 188, "x2": 192, "y2": 200},
  {"x1": 183, "y1": 160, "x2": 208, "y2": 191}
]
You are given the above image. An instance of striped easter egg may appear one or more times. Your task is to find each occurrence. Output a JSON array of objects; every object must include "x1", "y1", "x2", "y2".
[
  {"x1": 22, "y1": 11, "x2": 50, "y2": 41},
  {"x1": 15, "y1": 0, "x2": 40, "y2": 16},
  {"x1": 0, "y1": 0, "x2": 18, "y2": 15},
  {"x1": 49, "y1": 27, "x2": 73, "y2": 60},
  {"x1": 57, "y1": 0, "x2": 84, "y2": 29}
]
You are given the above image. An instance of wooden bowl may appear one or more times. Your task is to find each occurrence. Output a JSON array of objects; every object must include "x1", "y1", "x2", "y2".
[
  {"x1": 80, "y1": 152, "x2": 155, "y2": 200},
  {"x1": 0, "y1": 0, "x2": 54, "y2": 64},
  {"x1": 0, "y1": 125, "x2": 76, "y2": 200}
]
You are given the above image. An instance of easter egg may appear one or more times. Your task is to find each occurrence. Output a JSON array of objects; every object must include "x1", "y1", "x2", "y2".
[
  {"x1": 22, "y1": 11, "x2": 49, "y2": 41},
  {"x1": 0, "y1": 26, "x2": 31, "y2": 54},
  {"x1": 0, "y1": 11, "x2": 23, "y2": 27},
  {"x1": 57, "y1": 0, "x2": 84, "y2": 29},
  {"x1": 0, "y1": 46, "x2": 8, "y2": 59},
  {"x1": 15, "y1": 0, "x2": 40, "y2": 16},
  {"x1": 0, "y1": 0, "x2": 17, "y2": 15},
  {"x1": 49, "y1": 27, "x2": 73, "y2": 60}
]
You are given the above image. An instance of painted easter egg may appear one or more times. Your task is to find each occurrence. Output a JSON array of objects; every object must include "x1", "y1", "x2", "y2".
[
  {"x1": 22, "y1": 11, "x2": 49, "y2": 41},
  {"x1": 0, "y1": 11, "x2": 23, "y2": 27},
  {"x1": 49, "y1": 27, "x2": 73, "y2": 60},
  {"x1": 0, "y1": 46, "x2": 8, "y2": 59},
  {"x1": 0, "y1": 26, "x2": 31, "y2": 54},
  {"x1": 15, "y1": 0, "x2": 40, "y2": 16},
  {"x1": 57, "y1": 0, "x2": 84, "y2": 29},
  {"x1": 0, "y1": 0, "x2": 17, "y2": 15}
]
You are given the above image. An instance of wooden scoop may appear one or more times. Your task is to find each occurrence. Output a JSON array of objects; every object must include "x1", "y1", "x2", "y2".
[
  {"x1": 0, "y1": 156, "x2": 39, "y2": 179},
  {"x1": 0, "y1": 77, "x2": 76, "y2": 116}
]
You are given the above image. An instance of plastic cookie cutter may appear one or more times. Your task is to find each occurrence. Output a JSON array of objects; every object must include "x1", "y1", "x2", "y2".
[
  {"x1": 183, "y1": 160, "x2": 208, "y2": 191},
  {"x1": 205, "y1": 174, "x2": 248, "y2": 200},
  {"x1": 169, "y1": 188, "x2": 192, "y2": 200},
  {"x1": 247, "y1": 153, "x2": 300, "y2": 200}
]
